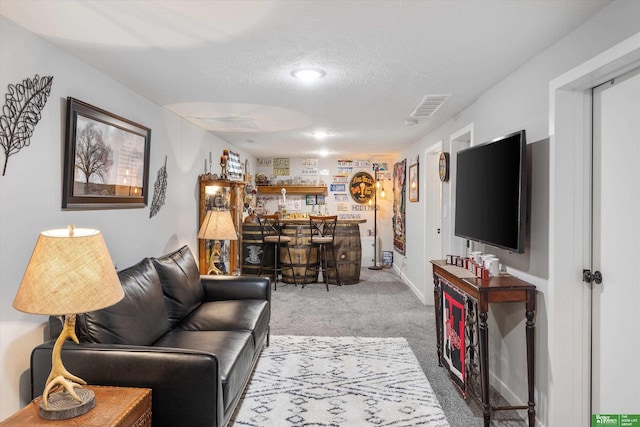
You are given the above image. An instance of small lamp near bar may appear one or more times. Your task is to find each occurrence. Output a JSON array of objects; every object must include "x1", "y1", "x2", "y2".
[
  {"x1": 13, "y1": 225, "x2": 123, "y2": 420},
  {"x1": 198, "y1": 209, "x2": 238, "y2": 275}
]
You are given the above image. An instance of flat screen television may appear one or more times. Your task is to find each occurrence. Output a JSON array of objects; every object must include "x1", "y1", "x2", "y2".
[{"x1": 454, "y1": 130, "x2": 527, "y2": 253}]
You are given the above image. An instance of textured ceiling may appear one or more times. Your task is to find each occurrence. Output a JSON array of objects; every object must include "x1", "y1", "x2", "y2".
[{"x1": 0, "y1": 0, "x2": 611, "y2": 158}]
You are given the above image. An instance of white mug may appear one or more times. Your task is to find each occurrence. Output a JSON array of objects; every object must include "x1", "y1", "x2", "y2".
[
  {"x1": 485, "y1": 257, "x2": 500, "y2": 277},
  {"x1": 470, "y1": 251, "x2": 482, "y2": 264},
  {"x1": 481, "y1": 254, "x2": 494, "y2": 263}
]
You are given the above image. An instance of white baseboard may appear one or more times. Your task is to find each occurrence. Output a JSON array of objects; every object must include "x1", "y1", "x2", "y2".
[{"x1": 394, "y1": 264, "x2": 427, "y2": 304}]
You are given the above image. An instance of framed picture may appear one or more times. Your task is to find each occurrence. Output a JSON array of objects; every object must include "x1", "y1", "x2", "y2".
[
  {"x1": 225, "y1": 149, "x2": 242, "y2": 180},
  {"x1": 305, "y1": 195, "x2": 317, "y2": 205},
  {"x1": 63, "y1": 97, "x2": 151, "y2": 209},
  {"x1": 409, "y1": 162, "x2": 419, "y2": 202}
]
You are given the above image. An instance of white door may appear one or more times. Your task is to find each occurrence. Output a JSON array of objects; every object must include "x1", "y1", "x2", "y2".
[{"x1": 591, "y1": 66, "x2": 640, "y2": 415}]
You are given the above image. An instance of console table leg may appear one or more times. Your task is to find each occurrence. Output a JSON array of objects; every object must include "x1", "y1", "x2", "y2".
[
  {"x1": 433, "y1": 274, "x2": 443, "y2": 366},
  {"x1": 526, "y1": 296, "x2": 536, "y2": 427},
  {"x1": 478, "y1": 311, "x2": 491, "y2": 427}
]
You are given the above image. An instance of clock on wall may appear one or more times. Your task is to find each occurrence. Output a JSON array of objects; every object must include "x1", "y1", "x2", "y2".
[{"x1": 439, "y1": 152, "x2": 450, "y2": 182}]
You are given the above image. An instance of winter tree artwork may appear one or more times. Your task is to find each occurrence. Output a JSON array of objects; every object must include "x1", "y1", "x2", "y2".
[{"x1": 62, "y1": 98, "x2": 151, "y2": 209}]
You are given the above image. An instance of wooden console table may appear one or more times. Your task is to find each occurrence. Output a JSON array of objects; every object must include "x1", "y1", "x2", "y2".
[
  {"x1": 431, "y1": 260, "x2": 536, "y2": 427},
  {"x1": 0, "y1": 386, "x2": 151, "y2": 426}
]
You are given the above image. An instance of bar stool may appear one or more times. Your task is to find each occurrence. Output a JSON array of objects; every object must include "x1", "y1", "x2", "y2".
[
  {"x1": 304, "y1": 215, "x2": 340, "y2": 291},
  {"x1": 258, "y1": 214, "x2": 297, "y2": 290}
]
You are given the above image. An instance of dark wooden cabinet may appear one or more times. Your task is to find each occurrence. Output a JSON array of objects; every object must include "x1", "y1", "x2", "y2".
[
  {"x1": 431, "y1": 260, "x2": 536, "y2": 427},
  {"x1": 198, "y1": 178, "x2": 245, "y2": 275}
]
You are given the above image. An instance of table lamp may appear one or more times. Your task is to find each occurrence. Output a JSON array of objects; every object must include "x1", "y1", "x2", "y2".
[
  {"x1": 13, "y1": 225, "x2": 123, "y2": 420},
  {"x1": 198, "y1": 209, "x2": 238, "y2": 274}
]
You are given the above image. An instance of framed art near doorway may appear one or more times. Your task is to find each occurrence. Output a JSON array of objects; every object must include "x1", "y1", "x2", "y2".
[{"x1": 409, "y1": 161, "x2": 419, "y2": 202}]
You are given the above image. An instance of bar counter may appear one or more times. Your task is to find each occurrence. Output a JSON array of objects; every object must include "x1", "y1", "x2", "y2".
[
  {"x1": 241, "y1": 217, "x2": 366, "y2": 284},
  {"x1": 277, "y1": 217, "x2": 367, "y2": 225}
]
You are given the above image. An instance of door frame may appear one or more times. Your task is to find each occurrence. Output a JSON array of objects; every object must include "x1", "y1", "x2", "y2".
[
  {"x1": 424, "y1": 141, "x2": 443, "y2": 305},
  {"x1": 549, "y1": 33, "x2": 640, "y2": 427}
]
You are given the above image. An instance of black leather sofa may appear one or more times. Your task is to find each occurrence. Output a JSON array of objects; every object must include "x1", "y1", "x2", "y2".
[{"x1": 30, "y1": 245, "x2": 270, "y2": 427}]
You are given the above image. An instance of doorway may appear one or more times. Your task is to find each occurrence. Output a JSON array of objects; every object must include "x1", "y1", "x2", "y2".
[
  {"x1": 424, "y1": 143, "x2": 443, "y2": 305},
  {"x1": 550, "y1": 35, "x2": 640, "y2": 426},
  {"x1": 590, "y1": 66, "x2": 640, "y2": 415}
]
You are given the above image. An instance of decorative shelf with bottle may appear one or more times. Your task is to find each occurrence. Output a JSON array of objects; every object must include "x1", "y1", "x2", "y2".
[{"x1": 256, "y1": 185, "x2": 326, "y2": 195}]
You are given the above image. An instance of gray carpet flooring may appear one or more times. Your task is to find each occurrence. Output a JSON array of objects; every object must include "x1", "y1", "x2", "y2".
[{"x1": 268, "y1": 267, "x2": 527, "y2": 426}]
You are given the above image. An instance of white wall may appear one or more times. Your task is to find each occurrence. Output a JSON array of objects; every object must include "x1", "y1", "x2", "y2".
[
  {"x1": 396, "y1": 1, "x2": 640, "y2": 425},
  {"x1": 0, "y1": 17, "x2": 255, "y2": 418}
]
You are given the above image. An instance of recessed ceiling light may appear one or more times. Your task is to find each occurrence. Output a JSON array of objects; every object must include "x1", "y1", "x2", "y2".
[
  {"x1": 311, "y1": 130, "x2": 330, "y2": 140},
  {"x1": 291, "y1": 68, "x2": 326, "y2": 81},
  {"x1": 318, "y1": 149, "x2": 329, "y2": 157}
]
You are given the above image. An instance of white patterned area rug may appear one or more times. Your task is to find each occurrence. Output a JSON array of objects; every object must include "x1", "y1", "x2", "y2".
[{"x1": 230, "y1": 336, "x2": 450, "y2": 426}]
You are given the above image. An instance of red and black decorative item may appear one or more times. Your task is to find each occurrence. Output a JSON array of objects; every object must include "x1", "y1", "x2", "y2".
[{"x1": 441, "y1": 280, "x2": 466, "y2": 396}]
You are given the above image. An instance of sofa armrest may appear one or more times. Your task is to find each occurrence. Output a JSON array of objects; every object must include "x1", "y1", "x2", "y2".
[
  {"x1": 201, "y1": 275, "x2": 271, "y2": 302},
  {"x1": 31, "y1": 341, "x2": 223, "y2": 427}
]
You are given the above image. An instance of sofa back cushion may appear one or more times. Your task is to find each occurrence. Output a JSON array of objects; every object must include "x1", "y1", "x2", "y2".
[
  {"x1": 76, "y1": 258, "x2": 171, "y2": 345},
  {"x1": 151, "y1": 245, "x2": 203, "y2": 327}
]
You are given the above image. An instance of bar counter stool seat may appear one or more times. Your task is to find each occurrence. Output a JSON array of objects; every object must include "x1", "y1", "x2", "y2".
[
  {"x1": 258, "y1": 214, "x2": 297, "y2": 290},
  {"x1": 304, "y1": 215, "x2": 340, "y2": 291}
]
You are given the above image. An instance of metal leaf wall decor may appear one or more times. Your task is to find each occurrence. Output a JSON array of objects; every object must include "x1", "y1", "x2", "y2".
[
  {"x1": 150, "y1": 156, "x2": 168, "y2": 218},
  {"x1": 0, "y1": 74, "x2": 54, "y2": 176}
]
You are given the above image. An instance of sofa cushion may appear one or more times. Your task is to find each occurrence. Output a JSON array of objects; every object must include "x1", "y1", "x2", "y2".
[
  {"x1": 153, "y1": 330, "x2": 255, "y2": 411},
  {"x1": 76, "y1": 258, "x2": 170, "y2": 345},
  {"x1": 151, "y1": 245, "x2": 204, "y2": 327},
  {"x1": 179, "y1": 300, "x2": 270, "y2": 348}
]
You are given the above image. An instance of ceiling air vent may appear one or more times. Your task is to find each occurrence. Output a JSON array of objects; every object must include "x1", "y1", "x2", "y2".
[
  {"x1": 409, "y1": 94, "x2": 451, "y2": 119},
  {"x1": 192, "y1": 116, "x2": 261, "y2": 131}
]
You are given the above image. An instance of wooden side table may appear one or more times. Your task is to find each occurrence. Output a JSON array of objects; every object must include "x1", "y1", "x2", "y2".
[
  {"x1": 431, "y1": 260, "x2": 536, "y2": 427},
  {"x1": 0, "y1": 386, "x2": 151, "y2": 426}
]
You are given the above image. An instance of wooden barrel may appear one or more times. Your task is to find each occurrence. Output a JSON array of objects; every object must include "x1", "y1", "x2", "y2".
[
  {"x1": 326, "y1": 223, "x2": 362, "y2": 285},
  {"x1": 241, "y1": 224, "x2": 274, "y2": 276},
  {"x1": 280, "y1": 224, "x2": 319, "y2": 284}
]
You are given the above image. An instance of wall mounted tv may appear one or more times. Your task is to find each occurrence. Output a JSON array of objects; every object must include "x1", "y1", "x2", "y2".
[{"x1": 454, "y1": 130, "x2": 527, "y2": 253}]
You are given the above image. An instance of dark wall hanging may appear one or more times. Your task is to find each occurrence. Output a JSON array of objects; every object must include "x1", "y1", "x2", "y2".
[
  {"x1": 150, "y1": 156, "x2": 168, "y2": 218},
  {"x1": 0, "y1": 74, "x2": 53, "y2": 176},
  {"x1": 393, "y1": 159, "x2": 406, "y2": 255},
  {"x1": 62, "y1": 97, "x2": 151, "y2": 209}
]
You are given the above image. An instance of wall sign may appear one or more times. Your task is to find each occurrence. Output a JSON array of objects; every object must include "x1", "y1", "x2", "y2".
[{"x1": 349, "y1": 171, "x2": 374, "y2": 204}]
